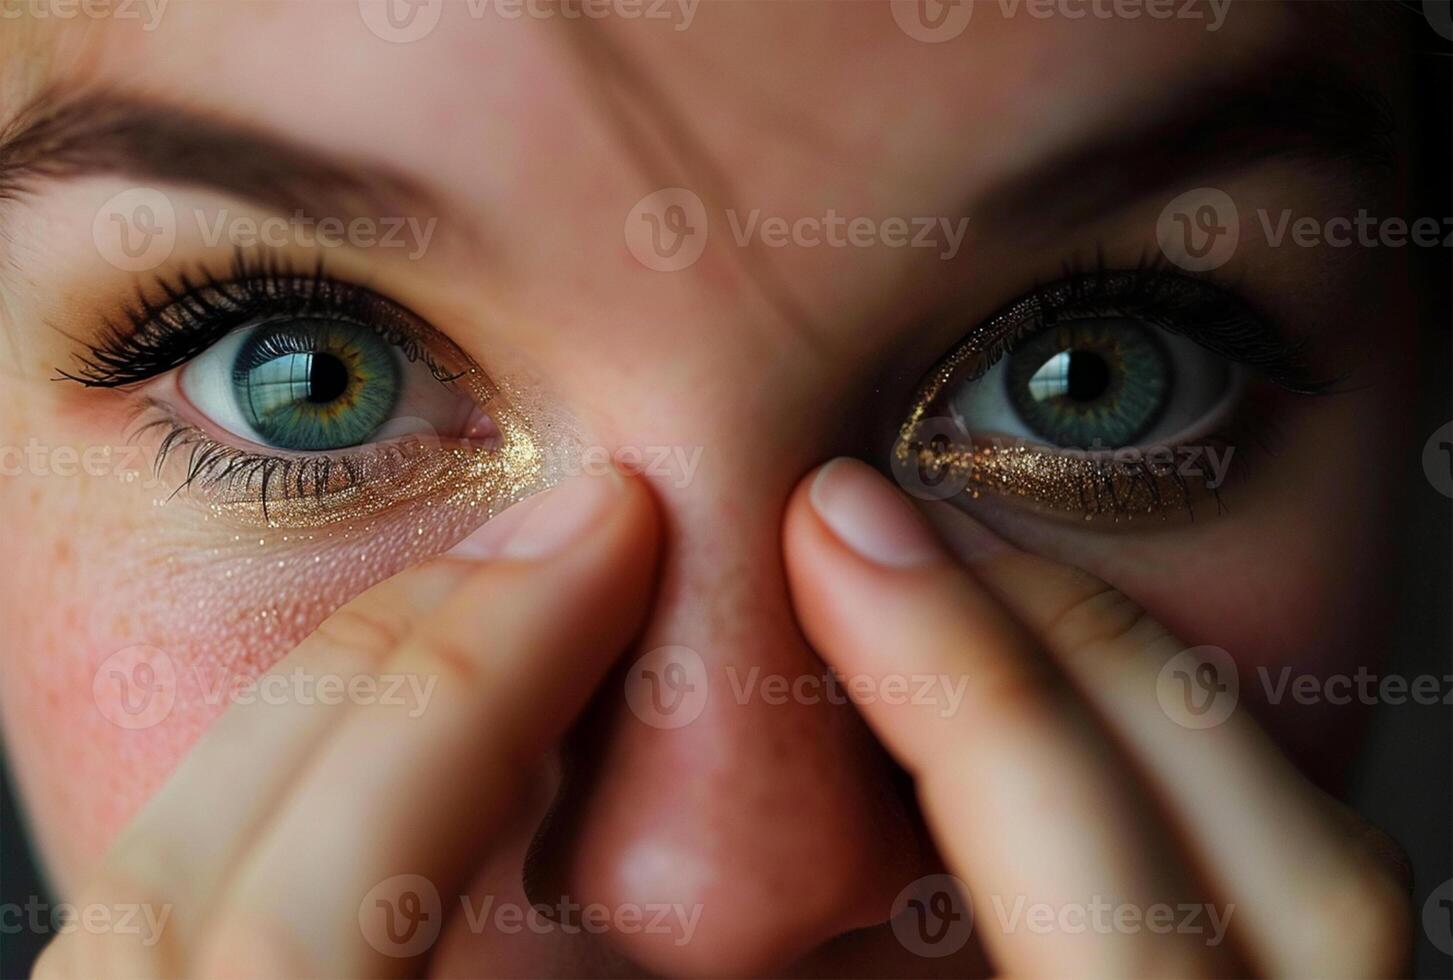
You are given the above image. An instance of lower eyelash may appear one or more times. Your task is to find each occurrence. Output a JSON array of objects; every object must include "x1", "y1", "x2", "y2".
[
  {"x1": 895, "y1": 400, "x2": 1287, "y2": 524},
  {"x1": 134, "y1": 400, "x2": 417, "y2": 519},
  {"x1": 893, "y1": 260, "x2": 1322, "y2": 525},
  {"x1": 128, "y1": 394, "x2": 547, "y2": 532},
  {"x1": 903, "y1": 437, "x2": 1228, "y2": 523}
]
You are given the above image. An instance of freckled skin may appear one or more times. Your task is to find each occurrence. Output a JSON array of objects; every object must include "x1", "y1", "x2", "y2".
[{"x1": 0, "y1": 2, "x2": 1422, "y2": 975}]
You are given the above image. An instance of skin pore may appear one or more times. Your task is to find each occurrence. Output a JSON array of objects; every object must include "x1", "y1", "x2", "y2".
[{"x1": 0, "y1": 1, "x2": 1430, "y2": 975}]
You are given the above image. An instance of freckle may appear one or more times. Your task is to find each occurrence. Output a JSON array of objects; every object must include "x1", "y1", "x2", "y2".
[{"x1": 54, "y1": 540, "x2": 73, "y2": 565}]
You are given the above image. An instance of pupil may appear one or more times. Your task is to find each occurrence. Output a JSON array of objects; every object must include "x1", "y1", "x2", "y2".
[
  {"x1": 307, "y1": 353, "x2": 350, "y2": 404},
  {"x1": 1063, "y1": 349, "x2": 1110, "y2": 402}
]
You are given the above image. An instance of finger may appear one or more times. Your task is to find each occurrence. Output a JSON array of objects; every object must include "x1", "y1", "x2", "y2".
[
  {"x1": 783, "y1": 458, "x2": 1235, "y2": 977},
  {"x1": 39, "y1": 544, "x2": 503, "y2": 978},
  {"x1": 924, "y1": 502, "x2": 1413, "y2": 978},
  {"x1": 197, "y1": 471, "x2": 659, "y2": 977}
]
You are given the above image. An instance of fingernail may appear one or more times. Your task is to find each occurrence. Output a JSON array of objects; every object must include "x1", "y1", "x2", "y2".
[
  {"x1": 809, "y1": 457, "x2": 942, "y2": 568},
  {"x1": 448, "y1": 473, "x2": 621, "y2": 561}
]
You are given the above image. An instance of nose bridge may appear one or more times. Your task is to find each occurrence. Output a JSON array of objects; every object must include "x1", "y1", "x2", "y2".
[{"x1": 541, "y1": 455, "x2": 924, "y2": 976}]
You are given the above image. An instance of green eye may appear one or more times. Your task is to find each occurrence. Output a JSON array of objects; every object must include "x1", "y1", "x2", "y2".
[
  {"x1": 1003, "y1": 320, "x2": 1171, "y2": 448},
  {"x1": 231, "y1": 321, "x2": 402, "y2": 451}
]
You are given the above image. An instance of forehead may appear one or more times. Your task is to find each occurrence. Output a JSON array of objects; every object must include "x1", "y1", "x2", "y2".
[{"x1": 39, "y1": 1, "x2": 1311, "y2": 196}]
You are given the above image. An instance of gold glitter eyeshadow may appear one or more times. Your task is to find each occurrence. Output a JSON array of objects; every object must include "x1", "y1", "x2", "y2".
[
  {"x1": 893, "y1": 280, "x2": 1228, "y2": 524},
  {"x1": 138, "y1": 325, "x2": 553, "y2": 530},
  {"x1": 164, "y1": 368, "x2": 547, "y2": 531}
]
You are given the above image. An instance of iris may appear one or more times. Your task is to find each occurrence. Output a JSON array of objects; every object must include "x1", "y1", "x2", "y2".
[
  {"x1": 231, "y1": 320, "x2": 401, "y2": 450},
  {"x1": 1005, "y1": 320, "x2": 1170, "y2": 448}
]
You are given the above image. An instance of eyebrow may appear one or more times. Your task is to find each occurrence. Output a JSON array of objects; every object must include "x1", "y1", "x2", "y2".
[
  {"x1": 0, "y1": 88, "x2": 447, "y2": 232},
  {"x1": 975, "y1": 57, "x2": 1398, "y2": 237},
  {"x1": 0, "y1": 55, "x2": 1399, "y2": 272}
]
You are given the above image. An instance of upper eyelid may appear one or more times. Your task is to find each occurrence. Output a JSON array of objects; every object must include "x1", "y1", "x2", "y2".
[
  {"x1": 932, "y1": 266, "x2": 1330, "y2": 396},
  {"x1": 55, "y1": 254, "x2": 468, "y2": 390}
]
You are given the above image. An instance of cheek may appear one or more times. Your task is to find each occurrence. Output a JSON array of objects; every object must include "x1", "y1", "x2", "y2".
[
  {"x1": 0, "y1": 467, "x2": 488, "y2": 891},
  {"x1": 931, "y1": 391, "x2": 1401, "y2": 777}
]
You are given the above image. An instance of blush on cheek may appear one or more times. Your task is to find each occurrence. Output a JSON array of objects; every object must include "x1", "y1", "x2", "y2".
[{"x1": 0, "y1": 494, "x2": 489, "y2": 893}]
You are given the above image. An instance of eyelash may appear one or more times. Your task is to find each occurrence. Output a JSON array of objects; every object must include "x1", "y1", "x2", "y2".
[
  {"x1": 898, "y1": 257, "x2": 1329, "y2": 523},
  {"x1": 58, "y1": 250, "x2": 459, "y2": 389},
  {"x1": 55, "y1": 250, "x2": 529, "y2": 525},
  {"x1": 945, "y1": 256, "x2": 1331, "y2": 394}
]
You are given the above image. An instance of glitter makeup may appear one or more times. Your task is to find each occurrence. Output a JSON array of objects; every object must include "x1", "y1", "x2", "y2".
[
  {"x1": 894, "y1": 266, "x2": 1319, "y2": 523},
  {"x1": 62, "y1": 251, "x2": 554, "y2": 530}
]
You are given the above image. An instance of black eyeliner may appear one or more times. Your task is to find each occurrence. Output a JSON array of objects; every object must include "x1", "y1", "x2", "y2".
[{"x1": 55, "y1": 249, "x2": 457, "y2": 389}]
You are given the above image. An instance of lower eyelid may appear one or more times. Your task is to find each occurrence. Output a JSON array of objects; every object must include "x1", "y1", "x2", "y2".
[{"x1": 127, "y1": 387, "x2": 546, "y2": 531}]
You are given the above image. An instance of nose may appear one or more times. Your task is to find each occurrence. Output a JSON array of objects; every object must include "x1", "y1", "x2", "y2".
[{"x1": 530, "y1": 473, "x2": 927, "y2": 978}]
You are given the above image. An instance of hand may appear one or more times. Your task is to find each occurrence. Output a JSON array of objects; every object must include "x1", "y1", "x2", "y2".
[
  {"x1": 35, "y1": 471, "x2": 659, "y2": 979},
  {"x1": 783, "y1": 458, "x2": 1412, "y2": 977}
]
